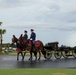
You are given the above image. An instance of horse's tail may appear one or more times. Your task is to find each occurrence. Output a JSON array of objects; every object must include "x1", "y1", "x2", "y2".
[
  {"x1": 40, "y1": 42, "x2": 46, "y2": 58},
  {"x1": 41, "y1": 47, "x2": 46, "y2": 58}
]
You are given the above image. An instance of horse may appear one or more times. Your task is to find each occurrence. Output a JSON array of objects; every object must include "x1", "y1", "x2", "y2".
[
  {"x1": 19, "y1": 34, "x2": 46, "y2": 60},
  {"x1": 18, "y1": 34, "x2": 37, "y2": 60},
  {"x1": 34, "y1": 40, "x2": 46, "y2": 60},
  {"x1": 12, "y1": 35, "x2": 24, "y2": 61}
]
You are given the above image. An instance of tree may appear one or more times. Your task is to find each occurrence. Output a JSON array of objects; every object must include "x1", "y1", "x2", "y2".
[{"x1": 0, "y1": 22, "x2": 6, "y2": 53}]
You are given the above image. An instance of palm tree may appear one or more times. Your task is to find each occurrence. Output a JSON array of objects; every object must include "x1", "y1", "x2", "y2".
[{"x1": 0, "y1": 22, "x2": 6, "y2": 53}]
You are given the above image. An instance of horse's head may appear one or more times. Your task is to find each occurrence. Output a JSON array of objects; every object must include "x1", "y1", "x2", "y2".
[
  {"x1": 18, "y1": 34, "x2": 24, "y2": 43},
  {"x1": 12, "y1": 35, "x2": 18, "y2": 44}
]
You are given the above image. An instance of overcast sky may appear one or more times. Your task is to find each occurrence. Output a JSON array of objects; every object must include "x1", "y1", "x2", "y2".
[{"x1": 0, "y1": 0, "x2": 76, "y2": 47}]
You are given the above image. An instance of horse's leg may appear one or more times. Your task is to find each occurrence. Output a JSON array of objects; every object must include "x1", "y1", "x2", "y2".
[
  {"x1": 32, "y1": 45, "x2": 37, "y2": 60},
  {"x1": 17, "y1": 52, "x2": 19, "y2": 61},
  {"x1": 38, "y1": 51, "x2": 41, "y2": 60},
  {"x1": 29, "y1": 50, "x2": 33, "y2": 60},
  {"x1": 20, "y1": 51, "x2": 24, "y2": 61},
  {"x1": 33, "y1": 51, "x2": 37, "y2": 60},
  {"x1": 28, "y1": 46, "x2": 33, "y2": 60},
  {"x1": 23, "y1": 51, "x2": 26, "y2": 60},
  {"x1": 41, "y1": 50, "x2": 46, "y2": 58}
]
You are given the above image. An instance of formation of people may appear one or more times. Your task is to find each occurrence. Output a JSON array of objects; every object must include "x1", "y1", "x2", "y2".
[
  {"x1": 16, "y1": 29, "x2": 36, "y2": 52},
  {"x1": 23, "y1": 29, "x2": 36, "y2": 44},
  {"x1": 12, "y1": 29, "x2": 47, "y2": 61}
]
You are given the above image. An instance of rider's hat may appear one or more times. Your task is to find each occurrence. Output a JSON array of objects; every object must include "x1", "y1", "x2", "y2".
[
  {"x1": 31, "y1": 29, "x2": 34, "y2": 31},
  {"x1": 24, "y1": 30, "x2": 27, "y2": 33}
]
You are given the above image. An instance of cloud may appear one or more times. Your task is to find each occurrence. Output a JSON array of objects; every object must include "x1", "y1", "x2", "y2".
[
  {"x1": 0, "y1": 0, "x2": 76, "y2": 46},
  {"x1": 65, "y1": 11, "x2": 76, "y2": 23},
  {"x1": 1, "y1": 21, "x2": 76, "y2": 31},
  {"x1": 0, "y1": 0, "x2": 20, "y2": 8},
  {"x1": 67, "y1": 32, "x2": 76, "y2": 46}
]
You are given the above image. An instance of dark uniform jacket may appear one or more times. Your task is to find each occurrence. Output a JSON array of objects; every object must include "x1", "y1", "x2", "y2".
[
  {"x1": 23, "y1": 34, "x2": 28, "y2": 40},
  {"x1": 30, "y1": 32, "x2": 36, "y2": 40}
]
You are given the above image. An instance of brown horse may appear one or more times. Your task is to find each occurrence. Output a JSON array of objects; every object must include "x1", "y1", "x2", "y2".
[
  {"x1": 12, "y1": 34, "x2": 46, "y2": 60},
  {"x1": 18, "y1": 34, "x2": 37, "y2": 60},
  {"x1": 12, "y1": 34, "x2": 34, "y2": 61},
  {"x1": 34, "y1": 40, "x2": 46, "y2": 60},
  {"x1": 12, "y1": 35, "x2": 24, "y2": 61},
  {"x1": 19, "y1": 34, "x2": 46, "y2": 60}
]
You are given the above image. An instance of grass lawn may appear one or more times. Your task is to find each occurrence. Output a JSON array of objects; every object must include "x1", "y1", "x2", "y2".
[
  {"x1": 1, "y1": 51, "x2": 30, "y2": 56},
  {"x1": 2, "y1": 51, "x2": 44, "y2": 56},
  {"x1": 0, "y1": 68, "x2": 76, "y2": 75}
]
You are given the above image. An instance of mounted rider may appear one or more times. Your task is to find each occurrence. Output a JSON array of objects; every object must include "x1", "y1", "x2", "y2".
[
  {"x1": 23, "y1": 30, "x2": 28, "y2": 40},
  {"x1": 30, "y1": 29, "x2": 36, "y2": 44},
  {"x1": 22, "y1": 30, "x2": 28, "y2": 50}
]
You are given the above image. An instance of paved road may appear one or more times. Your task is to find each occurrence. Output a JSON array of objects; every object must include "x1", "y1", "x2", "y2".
[{"x1": 0, "y1": 55, "x2": 76, "y2": 68}]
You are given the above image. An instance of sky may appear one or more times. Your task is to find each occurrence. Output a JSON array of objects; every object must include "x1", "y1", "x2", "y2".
[{"x1": 0, "y1": 0, "x2": 76, "y2": 47}]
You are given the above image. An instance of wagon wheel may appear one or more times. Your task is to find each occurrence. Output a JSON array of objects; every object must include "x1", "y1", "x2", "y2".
[
  {"x1": 72, "y1": 50, "x2": 76, "y2": 58},
  {"x1": 62, "y1": 50, "x2": 69, "y2": 59},
  {"x1": 46, "y1": 50, "x2": 52, "y2": 59},
  {"x1": 54, "y1": 50, "x2": 62, "y2": 59}
]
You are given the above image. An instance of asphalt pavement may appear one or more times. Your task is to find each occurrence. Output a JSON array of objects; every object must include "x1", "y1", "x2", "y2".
[{"x1": 0, "y1": 55, "x2": 76, "y2": 68}]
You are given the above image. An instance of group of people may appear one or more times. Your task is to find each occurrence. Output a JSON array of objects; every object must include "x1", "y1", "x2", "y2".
[
  {"x1": 23, "y1": 29, "x2": 36, "y2": 44},
  {"x1": 12, "y1": 29, "x2": 46, "y2": 60},
  {"x1": 16, "y1": 29, "x2": 36, "y2": 52}
]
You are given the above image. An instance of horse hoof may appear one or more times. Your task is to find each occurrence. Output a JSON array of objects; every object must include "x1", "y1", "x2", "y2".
[
  {"x1": 22, "y1": 59, "x2": 24, "y2": 61},
  {"x1": 28, "y1": 58, "x2": 31, "y2": 60},
  {"x1": 29, "y1": 57, "x2": 33, "y2": 60},
  {"x1": 17, "y1": 59, "x2": 19, "y2": 61},
  {"x1": 38, "y1": 58, "x2": 40, "y2": 60},
  {"x1": 44, "y1": 56, "x2": 46, "y2": 58},
  {"x1": 35, "y1": 58, "x2": 37, "y2": 60}
]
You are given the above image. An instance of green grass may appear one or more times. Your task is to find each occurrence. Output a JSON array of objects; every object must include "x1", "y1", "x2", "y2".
[
  {"x1": 9, "y1": 52, "x2": 36, "y2": 56},
  {"x1": 1, "y1": 51, "x2": 30, "y2": 56},
  {"x1": 2, "y1": 51, "x2": 44, "y2": 56},
  {"x1": 0, "y1": 68, "x2": 76, "y2": 75}
]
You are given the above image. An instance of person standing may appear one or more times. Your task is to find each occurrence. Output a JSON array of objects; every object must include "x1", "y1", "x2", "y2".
[{"x1": 30, "y1": 29, "x2": 36, "y2": 44}]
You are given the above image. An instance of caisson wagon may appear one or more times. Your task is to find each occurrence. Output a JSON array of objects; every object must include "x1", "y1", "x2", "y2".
[
  {"x1": 44, "y1": 42, "x2": 62, "y2": 59},
  {"x1": 44, "y1": 42, "x2": 76, "y2": 59}
]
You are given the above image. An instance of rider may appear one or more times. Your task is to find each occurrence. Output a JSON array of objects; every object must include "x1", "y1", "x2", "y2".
[
  {"x1": 30, "y1": 29, "x2": 36, "y2": 44},
  {"x1": 29, "y1": 29, "x2": 36, "y2": 59},
  {"x1": 23, "y1": 30, "x2": 28, "y2": 40},
  {"x1": 22, "y1": 30, "x2": 28, "y2": 50}
]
